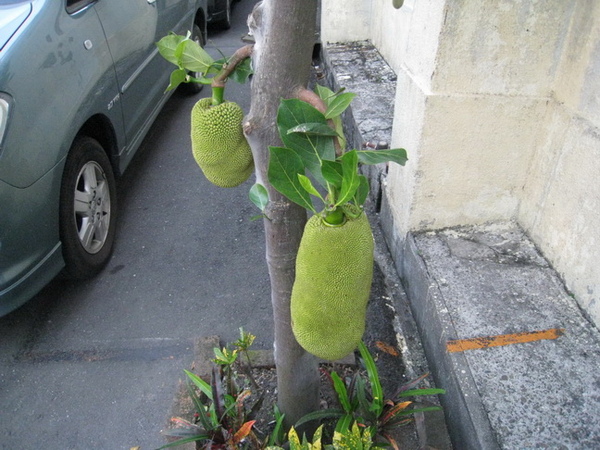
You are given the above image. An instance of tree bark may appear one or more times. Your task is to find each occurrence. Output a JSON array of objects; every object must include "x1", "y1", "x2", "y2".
[{"x1": 244, "y1": 0, "x2": 320, "y2": 428}]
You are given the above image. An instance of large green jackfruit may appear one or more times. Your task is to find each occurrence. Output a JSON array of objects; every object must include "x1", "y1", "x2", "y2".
[
  {"x1": 291, "y1": 208, "x2": 374, "y2": 361},
  {"x1": 191, "y1": 98, "x2": 254, "y2": 188}
]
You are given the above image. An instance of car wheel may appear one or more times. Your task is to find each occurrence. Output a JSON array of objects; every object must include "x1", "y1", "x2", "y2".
[
  {"x1": 59, "y1": 136, "x2": 117, "y2": 279},
  {"x1": 184, "y1": 23, "x2": 206, "y2": 95}
]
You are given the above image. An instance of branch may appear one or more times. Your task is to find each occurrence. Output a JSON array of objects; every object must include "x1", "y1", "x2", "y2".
[
  {"x1": 295, "y1": 87, "x2": 327, "y2": 114},
  {"x1": 295, "y1": 87, "x2": 342, "y2": 156},
  {"x1": 212, "y1": 44, "x2": 254, "y2": 88}
]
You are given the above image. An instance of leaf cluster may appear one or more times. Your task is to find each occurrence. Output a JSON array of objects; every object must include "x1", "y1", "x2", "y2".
[
  {"x1": 161, "y1": 334, "x2": 444, "y2": 450},
  {"x1": 160, "y1": 329, "x2": 269, "y2": 449},
  {"x1": 156, "y1": 32, "x2": 252, "y2": 91},
  {"x1": 266, "y1": 422, "x2": 373, "y2": 450},
  {"x1": 251, "y1": 85, "x2": 407, "y2": 223},
  {"x1": 293, "y1": 342, "x2": 445, "y2": 450}
]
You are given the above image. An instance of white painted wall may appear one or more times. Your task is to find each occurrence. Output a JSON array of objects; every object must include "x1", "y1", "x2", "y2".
[
  {"x1": 320, "y1": 0, "x2": 371, "y2": 43},
  {"x1": 519, "y1": 1, "x2": 600, "y2": 325},
  {"x1": 321, "y1": 0, "x2": 600, "y2": 327}
]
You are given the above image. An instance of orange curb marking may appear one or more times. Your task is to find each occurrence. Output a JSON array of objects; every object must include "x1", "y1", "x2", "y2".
[
  {"x1": 446, "y1": 328, "x2": 565, "y2": 353},
  {"x1": 376, "y1": 340, "x2": 399, "y2": 356}
]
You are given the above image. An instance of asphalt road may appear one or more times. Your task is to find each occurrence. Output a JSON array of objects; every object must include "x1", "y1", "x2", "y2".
[{"x1": 0, "y1": 1, "x2": 267, "y2": 448}]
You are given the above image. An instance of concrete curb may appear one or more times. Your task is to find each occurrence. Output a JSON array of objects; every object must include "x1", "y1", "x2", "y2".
[
  {"x1": 401, "y1": 224, "x2": 600, "y2": 449},
  {"x1": 402, "y1": 235, "x2": 499, "y2": 449}
]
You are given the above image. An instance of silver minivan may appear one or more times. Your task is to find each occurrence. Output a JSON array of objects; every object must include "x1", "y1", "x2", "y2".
[{"x1": 0, "y1": 0, "x2": 208, "y2": 315}]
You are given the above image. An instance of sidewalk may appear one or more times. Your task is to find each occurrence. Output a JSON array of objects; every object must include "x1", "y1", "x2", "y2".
[{"x1": 401, "y1": 223, "x2": 600, "y2": 449}]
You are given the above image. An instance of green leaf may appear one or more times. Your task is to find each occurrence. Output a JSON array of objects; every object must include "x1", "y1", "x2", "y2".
[
  {"x1": 314, "y1": 85, "x2": 349, "y2": 148},
  {"x1": 209, "y1": 57, "x2": 228, "y2": 75},
  {"x1": 268, "y1": 147, "x2": 315, "y2": 212},
  {"x1": 312, "y1": 424, "x2": 324, "y2": 448},
  {"x1": 157, "y1": 33, "x2": 214, "y2": 75},
  {"x1": 324, "y1": 92, "x2": 356, "y2": 119},
  {"x1": 354, "y1": 376, "x2": 375, "y2": 421},
  {"x1": 165, "y1": 68, "x2": 187, "y2": 92},
  {"x1": 228, "y1": 57, "x2": 253, "y2": 84},
  {"x1": 322, "y1": 160, "x2": 344, "y2": 189},
  {"x1": 335, "y1": 150, "x2": 360, "y2": 207},
  {"x1": 354, "y1": 175, "x2": 369, "y2": 207},
  {"x1": 249, "y1": 183, "x2": 269, "y2": 213},
  {"x1": 268, "y1": 406, "x2": 286, "y2": 446},
  {"x1": 287, "y1": 123, "x2": 340, "y2": 137},
  {"x1": 277, "y1": 99, "x2": 335, "y2": 185},
  {"x1": 315, "y1": 84, "x2": 337, "y2": 107},
  {"x1": 184, "y1": 370, "x2": 213, "y2": 400},
  {"x1": 180, "y1": 39, "x2": 213, "y2": 73},
  {"x1": 331, "y1": 115, "x2": 347, "y2": 150},
  {"x1": 334, "y1": 414, "x2": 354, "y2": 434},
  {"x1": 213, "y1": 346, "x2": 238, "y2": 365},
  {"x1": 288, "y1": 427, "x2": 301, "y2": 449},
  {"x1": 156, "y1": 33, "x2": 187, "y2": 66},
  {"x1": 332, "y1": 421, "x2": 373, "y2": 449},
  {"x1": 331, "y1": 372, "x2": 352, "y2": 413},
  {"x1": 358, "y1": 342, "x2": 384, "y2": 417},
  {"x1": 398, "y1": 388, "x2": 446, "y2": 397},
  {"x1": 157, "y1": 434, "x2": 210, "y2": 449},
  {"x1": 294, "y1": 408, "x2": 345, "y2": 428},
  {"x1": 179, "y1": 38, "x2": 214, "y2": 72},
  {"x1": 356, "y1": 148, "x2": 408, "y2": 166},
  {"x1": 298, "y1": 174, "x2": 325, "y2": 203}
]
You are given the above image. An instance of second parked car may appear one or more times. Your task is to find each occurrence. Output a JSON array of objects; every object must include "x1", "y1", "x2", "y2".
[{"x1": 207, "y1": 0, "x2": 241, "y2": 29}]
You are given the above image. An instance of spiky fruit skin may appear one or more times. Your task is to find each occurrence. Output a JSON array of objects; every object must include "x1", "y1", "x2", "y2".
[
  {"x1": 291, "y1": 209, "x2": 374, "y2": 361},
  {"x1": 191, "y1": 98, "x2": 254, "y2": 188}
]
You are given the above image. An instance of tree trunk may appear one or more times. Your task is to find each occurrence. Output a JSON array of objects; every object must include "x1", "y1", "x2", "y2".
[{"x1": 244, "y1": 0, "x2": 320, "y2": 428}]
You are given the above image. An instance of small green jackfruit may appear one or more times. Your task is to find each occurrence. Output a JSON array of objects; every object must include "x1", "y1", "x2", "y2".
[
  {"x1": 291, "y1": 207, "x2": 374, "y2": 361},
  {"x1": 191, "y1": 98, "x2": 254, "y2": 188}
]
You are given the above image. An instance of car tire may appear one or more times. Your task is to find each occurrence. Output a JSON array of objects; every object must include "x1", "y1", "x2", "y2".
[
  {"x1": 184, "y1": 23, "x2": 206, "y2": 95},
  {"x1": 59, "y1": 136, "x2": 117, "y2": 280}
]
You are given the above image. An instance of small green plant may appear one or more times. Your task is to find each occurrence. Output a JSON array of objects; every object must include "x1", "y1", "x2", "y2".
[
  {"x1": 161, "y1": 334, "x2": 444, "y2": 449},
  {"x1": 160, "y1": 329, "x2": 265, "y2": 449},
  {"x1": 294, "y1": 342, "x2": 445, "y2": 449},
  {"x1": 266, "y1": 423, "x2": 373, "y2": 450}
]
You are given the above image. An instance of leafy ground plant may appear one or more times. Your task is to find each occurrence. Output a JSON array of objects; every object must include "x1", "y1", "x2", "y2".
[
  {"x1": 294, "y1": 342, "x2": 445, "y2": 450},
  {"x1": 160, "y1": 329, "x2": 275, "y2": 449},
  {"x1": 160, "y1": 333, "x2": 444, "y2": 449}
]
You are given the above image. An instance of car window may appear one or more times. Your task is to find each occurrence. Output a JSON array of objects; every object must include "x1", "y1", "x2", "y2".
[{"x1": 66, "y1": 0, "x2": 95, "y2": 14}]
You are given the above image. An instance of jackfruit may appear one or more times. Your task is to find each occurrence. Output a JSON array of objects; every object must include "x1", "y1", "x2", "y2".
[
  {"x1": 291, "y1": 207, "x2": 374, "y2": 361},
  {"x1": 191, "y1": 98, "x2": 254, "y2": 188}
]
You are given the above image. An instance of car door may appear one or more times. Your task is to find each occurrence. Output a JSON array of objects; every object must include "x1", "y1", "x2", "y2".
[{"x1": 93, "y1": 0, "x2": 195, "y2": 167}]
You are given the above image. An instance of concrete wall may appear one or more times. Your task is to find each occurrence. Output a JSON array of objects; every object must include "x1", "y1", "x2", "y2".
[
  {"x1": 321, "y1": 0, "x2": 600, "y2": 327},
  {"x1": 518, "y1": 1, "x2": 600, "y2": 325}
]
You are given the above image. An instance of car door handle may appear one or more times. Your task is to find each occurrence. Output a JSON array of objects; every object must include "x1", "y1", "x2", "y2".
[{"x1": 147, "y1": 0, "x2": 156, "y2": 4}]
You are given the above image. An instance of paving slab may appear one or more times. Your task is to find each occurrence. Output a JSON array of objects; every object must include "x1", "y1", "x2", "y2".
[{"x1": 401, "y1": 222, "x2": 600, "y2": 449}]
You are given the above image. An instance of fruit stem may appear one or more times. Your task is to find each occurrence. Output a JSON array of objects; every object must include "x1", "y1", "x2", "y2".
[
  {"x1": 211, "y1": 86, "x2": 225, "y2": 106},
  {"x1": 323, "y1": 207, "x2": 346, "y2": 226}
]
